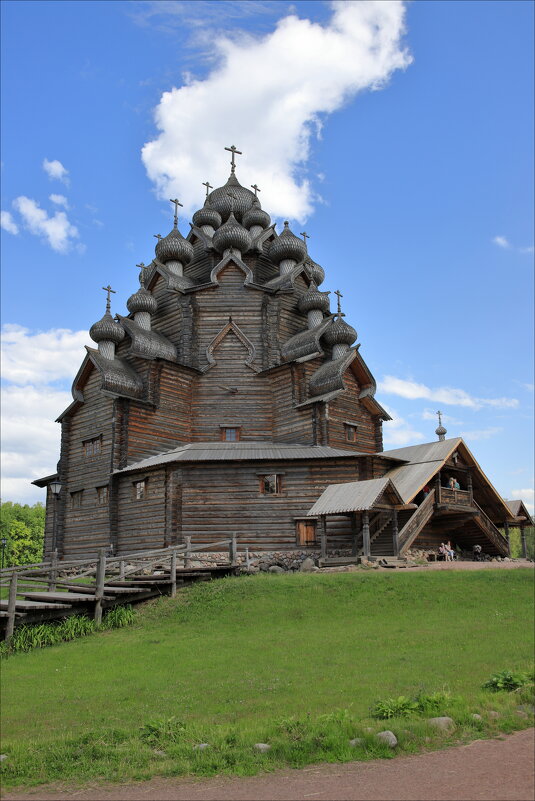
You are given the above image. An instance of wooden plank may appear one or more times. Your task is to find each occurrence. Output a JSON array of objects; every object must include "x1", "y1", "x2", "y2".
[
  {"x1": 0, "y1": 599, "x2": 72, "y2": 610},
  {"x1": 21, "y1": 592, "x2": 113, "y2": 602}
]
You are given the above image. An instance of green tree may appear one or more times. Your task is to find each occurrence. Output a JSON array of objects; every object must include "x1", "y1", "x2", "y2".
[{"x1": 0, "y1": 502, "x2": 45, "y2": 566}]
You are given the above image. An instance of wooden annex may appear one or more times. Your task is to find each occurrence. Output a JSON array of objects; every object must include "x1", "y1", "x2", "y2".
[{"x1": 33, "y1": 153, "x2": 524, "y2": 562}]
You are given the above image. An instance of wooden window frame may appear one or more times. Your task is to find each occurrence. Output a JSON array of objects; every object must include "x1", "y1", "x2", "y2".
[
  {"x1": 133, "y1": 480, "x2": 146, "y2": 501},
  {"x1": 344, "y1": 423, "x2": 358, "y2": 443},
  {"x1": 96, "y1": 485, "x2": 109, "y2": 505},
  {"x1": 83, "y1": 436, "x2": 102, "y2": 457},
  {"x1": 220, "y1": 426, "x2": 241, "y2": 442},
  {"x1": 70, "y1": 490, "x2": 83, "y2": 509},
  {"x1": 258, "y1": 474, "x2": 282, "y2": 496}
]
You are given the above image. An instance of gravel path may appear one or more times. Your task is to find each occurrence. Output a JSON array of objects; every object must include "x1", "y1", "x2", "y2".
[{"x1": 3, "y1": 729, "x2": 534, "y2": 801}]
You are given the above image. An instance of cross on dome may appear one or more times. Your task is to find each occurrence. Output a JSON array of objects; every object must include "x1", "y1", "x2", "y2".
[
  {"x1": 334, "y1": 289, "x2": 344, "y2": 316},
  {"x1": 251, "y1": 183, "x2": 261, "y2": 196},
  {"x1": 102, "y1": 284, "x2": 116, "y2": 313},
  {"x1": 300, "y1": 231, "x2": 310, "y2": 248},
  {"x1": 202, "y1": 181, "x2": 213, "y2": 198},
  {"x1": 136, "y1": 262, "x2": 146, "y2": 287},
  {"x1": 224, "y1": 144, "x2": 242, "y2": 173},
  {"x1": 169, "y1": 197, "x2": 183, "y2": 228},
  {"x1": 153, "y1": 233, "x2": 162, "y2": 241}
]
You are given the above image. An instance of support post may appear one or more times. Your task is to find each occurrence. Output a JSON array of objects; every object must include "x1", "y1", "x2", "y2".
[
  {"x1": 119, "y1": 560, "x2": 125, "y2": 581},
  {"x1": 320, "y1": 516, "x2": 327, "y2": 559},
  {"x1": 392, "y1": 508, "x2": 399, "y2": 557},
  {"x1": 504, "y1": 520, "x2": 510, "y2": 556},
  {"x1": 5, "y1": 571, "x2": 18, "y2": 643},
  {"x1": 467, "y1": 470, "x2": 473, "y2": 505},
  {"x1": 49, "y1": 549, "x2": 58, "y2": 592},
  {"x1": 94, "y1": 548, "x2": 106, "y2": 624},
  {"x1": 230, "y1": 534, "x2": 238, "y2": 567},
  {"x1": 362, "y1": 510, "x2": 371, "y2": 560},
  {"x1": 521, "y1": 525, "x2": 527, "y2": 559},
  {"x1": 245, "y1": 546, "x2": 250, "y2": 569},
  {"x1": 170, "y1": 547, "x2": 177, "y2": 598},
  {"x1": 435, "y1": 473, "x2": 441, "y2": 505},
  {"x1": 351, "y1": 513, "x2": 358, "y2": 557},
  {"x1": 184, "y1": 536, "x2": 191, "y2": 568}
]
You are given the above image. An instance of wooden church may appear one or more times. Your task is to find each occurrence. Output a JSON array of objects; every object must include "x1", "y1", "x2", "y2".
[{"x1": 34, "y1": 147, "x2": 522, "y2": 562}]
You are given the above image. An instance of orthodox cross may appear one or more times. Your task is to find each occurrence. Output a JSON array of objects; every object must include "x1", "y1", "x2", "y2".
[
  {"x1": 436, "y1": 410, "x2": 443, "y2": 428},
  {"x1": 136, "y1": 262, "x2": 146, "y2": 286},
  {"x1": 102, "y1": 284, "x2": 116, "y2": 313},
  {"x1": 169, "y1": 197, "x2": 183, "y2": 228},
  {"x1": 251, "y1": 183, "x2": 261, "y2": 197},
  {"x1": 300, "y1": 231, "x2": 310, "y2": 248},
  {"x1": 334, "y1": 288, "x2": 344, "y2": 316},
  {"x1": 153, "y1": 233, "x2": 162, "y2": 241},
  {"x1": 202, "y1": 181, "x2": 213, "y2": 198},
  {"x1": 224, "y1": 144, "x2": 242, "y2": 173}
]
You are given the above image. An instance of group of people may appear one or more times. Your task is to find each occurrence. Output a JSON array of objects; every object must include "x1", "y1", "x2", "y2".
[
  {"x1": 438, "y1": 540, "x2": 456, "y2": 561},
  {"x1": 445, "y1": 476, "x2": 461, "y2": 490}
]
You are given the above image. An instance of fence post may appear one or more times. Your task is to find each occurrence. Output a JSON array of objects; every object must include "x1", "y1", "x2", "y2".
[
  {"x1": 229, "y1": 534, "x2": 238, "y2": 567},
  {"x1": 5, "y1": 571, "x2": 18, "y2": 643},
  {"x1": 49, "y1": 549, "x2": 58, "y2": 592},
  {"x1": 119, "y1": 560, "x2": 125, "y2": 581},
  {"x1": 392, "y1": 508, "x2": 399, "y2": 557},
  {"x1": 170, "y1": 547, "x2": 177, "y2": 598},
  {"x1": 184, "y1": 536, "x2": 191, "y2": 569},
  {"x1": 245, "y1": 546, "x2": 250, "y2": 569},
  {"x1": 94, "y1": 549, "x2": 106, "y2": 624}
]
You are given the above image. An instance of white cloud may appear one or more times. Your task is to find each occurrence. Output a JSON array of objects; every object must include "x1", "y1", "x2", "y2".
[
  {"x1": 382, "y1": 404, "x2": 425, "y2": 447},
  {"x1": 49, "y1": 193, "x2": 69, "y2": 208},
  {"x1": 510, "y1": 488, "x2": 534, "y2": 514},
  {"x1": 1, "y1": 210, "x2": 19, "y2": 235},
  {"x1": 492, "y1": 235, "x2": 510, "y2": 249},
  {"x1": 379, "y1": 375, "x2": 518, "y2": 410},
  {"x1": 12, "y1": 196, "x2": 79, "y2": 252},
  {"x1": 142, "y1": 0, "x2": 412, "y2": 222},
  {"x1": 42, "y1": 158, "x2": 69, "y2": 184},
  {"x1": 1, "y1": 325, "x2": 90, "y2": 385},
  {"x1": 459, "y1": 427, "x2": 501, "y2": 442}
]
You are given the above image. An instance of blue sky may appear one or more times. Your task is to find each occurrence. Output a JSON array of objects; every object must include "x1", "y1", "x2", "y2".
[{"x1": 1, "y1": 0, "x2": 533, "y2": 510}]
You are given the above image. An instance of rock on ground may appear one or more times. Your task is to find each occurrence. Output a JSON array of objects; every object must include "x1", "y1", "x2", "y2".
[
  {"x1": 428, "y1": 717, "x2": 455, "y2": 731},
  {"x1": 376, "y1": 731, "x2": 398, "y2": 748}
]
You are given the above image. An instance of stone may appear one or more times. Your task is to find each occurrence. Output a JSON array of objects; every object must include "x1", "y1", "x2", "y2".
[
  {"x1": 254, "y1": 743, "x2": 271, "y2": 753},
  {"x1": 376, "y1": 730, "x2": 398, "y2": 748},
  {"x1": 471, "y1": 714, "x2": 483, "y2": 721},
  {"x1": 269, "y1": 565, "x2": 285, "y2": 573},
  {"x1": 300, "y1": 557, "x2": 316, "y2": 572},
  {"x1": 153, "y1": 749, "x2": 167, "y2": 756},
  {"x1": 428, "y1": 717, "x2": 455, "y2": 732},
  {"x1": 488, "y1": 711, "x2": 499, "y2": 719},
  {"x1": 193, "y1": 743, "x2": 210, "y2": 751},
  {"x1": 0, "y1": 755, "x2": 7, "y2": 762},
  {"x1": 349, "y1": 738, "x2": 364, "y2": 747}
]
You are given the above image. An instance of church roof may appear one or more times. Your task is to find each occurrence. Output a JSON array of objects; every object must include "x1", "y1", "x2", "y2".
[
  {"x1": 308, "y1": 477, "x2": 404, "y2": 515},
  {"x1": 505, "y1": 499, "x2": 534, "y2": 524}
]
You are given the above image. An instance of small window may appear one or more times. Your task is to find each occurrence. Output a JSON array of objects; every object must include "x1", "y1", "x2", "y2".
[
  {"x1": 259, "y1": 474, "x2": 282, "y2": 495},
  {"x1": 97, "y1": 486, "x2": 109, "y2": 505},
  {"x1": 345, "y1": 424, "x2": 358, "y2": 443},
  {"x1": 83, "y1": 436, "x2": 102, "y2": 457},
  {"x1": 134, "y1": 480, "x2": 146, "y2": 500},
  {"x1": 296, "y1": 519, "x2": 317, "y2": 546},
  {"x1": 221, "y1": 427, "x2": 240, "y2": 442},
  {"x1": 70, "y1": 490, "x2": 83, "y2": 508}
]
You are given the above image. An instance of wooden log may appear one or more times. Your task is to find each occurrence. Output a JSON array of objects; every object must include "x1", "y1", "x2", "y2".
[
  {"x1": 184, "y1": 536, "x2": 191, "y2": 569},
  {"x1": 320, "y1": 516, "x2": 327, "y2": 559},
  {"x1": 119, "y1": 560, "x2": 125, "y2": 580},
  {"x1": 94, "y1": 549, "x2": 106, "y2": 624},
  {"x1": 170, "y1": 547, "x2": 177, "y2": 598},
  {"x1": 392, "y1": 508, "x2": 399, "y2": 557},
  {"x1": 362, "y1": 511, "x2": 370, "y2": 559},
  {"x1": 351, "y1": 513, "x2": 358, "y2": 557},
  {"x1": 5, "y1": 571, "x2": 18, "y2": 642},
  {"x1": 230, "y1": 534, "x2": 238, "y2": 566},
  {"x1": 49, "y1": 549, "x2": 58, "y2": 592}
]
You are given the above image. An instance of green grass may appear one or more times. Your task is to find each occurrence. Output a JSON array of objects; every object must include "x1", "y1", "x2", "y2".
[{"x1": 1, "y1": 569, "x2": 533, "y2": 787}]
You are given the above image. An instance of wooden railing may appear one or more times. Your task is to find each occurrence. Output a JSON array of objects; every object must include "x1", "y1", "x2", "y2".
[
  {"x1": 398, "y1": 489, "x2": 436, "y2": 553},
  {"x1": 472, "y1": 502, "x2": 509, "y2": 555},
  {"x1": 369, "y1": 512, "x2": 392, "y2": 546},
  {"x1": 438, "y1": 487, "x2": 472, "y2": 507}
]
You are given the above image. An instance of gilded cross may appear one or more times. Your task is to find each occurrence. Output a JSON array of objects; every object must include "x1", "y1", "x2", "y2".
[
  {"x1": 224, "y1": 144, "x2": 242, "y2": 173},
  {"x1": 251, "y1": 183, "x2": 261, "y2": 196},
  {"x1": 202, "y1": 181, "x2": 213, "y2": 198},
  {"x1": 334, "y1": 288, "x2": 344, "y2": 315},
  {"x1": 102, "y1": 284, "x2": 116, "y2": 313},
  {"x1": 169, "y1": 197, "x2": 183, "y2": 227}
]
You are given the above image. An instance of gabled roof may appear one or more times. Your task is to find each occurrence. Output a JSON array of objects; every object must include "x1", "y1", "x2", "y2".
[
  {"x1": 308, "y1": 477, "x2": 404, "y2": 515},
  {"x1": 118, "y1": 315, "x2": 177, "y2": 362},
  {"x1": 505, "y1": 499, "x2": 534, "y2": 525}
]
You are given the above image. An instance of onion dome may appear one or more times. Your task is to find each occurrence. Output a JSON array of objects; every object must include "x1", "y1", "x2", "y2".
[
  {"x1": 127, "y1": 287, "x2": 157, "y2": 316},
  {"x1": 298, "y1": 284, "x2": 330, "y2": 315},
  {"x1": 435, "y1": 423, "x2": 447, "y2": 437},
  {"x1": 306, "y1": 258, "x2": 325, "y2": 286},
  {"x1": 323, "y1": 316, "x2": 357, "y2": 347},
  {"x1": 269, "y1": 221, "x2": 307, "y2": 265},
  {"x1": 155, "y1": 227, "x2": 194, "y2": 265},
  {"x1": 192, "y1": 203, "x2": 222, "y2": 230},
  {"x1": 90, "y1": 311, "x2": 125, "y2": 345},
  {"x1": 242, "y1": 202, "x2": 271, "y2": 231},
  {"x1": 207, "y1": 173, "x2": 256, "y2": 223},
  {"x1": 212, "y1": 212, "x2": 252, "y2": 254}
]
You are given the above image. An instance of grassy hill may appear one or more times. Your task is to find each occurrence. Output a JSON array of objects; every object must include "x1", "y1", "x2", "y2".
[{"x1": 1, "y1": 569, "x2": 534, "y2": 787}]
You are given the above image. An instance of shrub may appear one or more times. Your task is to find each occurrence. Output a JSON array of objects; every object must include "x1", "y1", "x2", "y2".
[
  {"x1": 102, "y1": 604, "x2": 136, "y2": 629},
  {"x1": 139, "y1": 716, "x2": 186, "y2": 745},
  {"x1": 482, "y1": 670, "x2": 530, "y2": 692},
  {"x1": 371, "y1": 696, "x2": 419, "y2": 719}
]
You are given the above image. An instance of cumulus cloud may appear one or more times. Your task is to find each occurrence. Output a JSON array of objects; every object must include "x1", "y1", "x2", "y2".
[
  {"x1": 49, "y1": 193, "x2": 69, "y2": 208},
  {"x1": 379, "y1": 375, "x2": 518, "y2": 410},
  {"x1": 42, "y1": 158, "x2": 69, "y2": 184},
  {"x1": 12, "y1": 196, "x2": 79, "y2": 252},
  {"x1": 492, "y1": 235, "x2": 509, "y2": 249},
  {"x1": 142, "y1": 0, "x2": 412, "y2": 221},
  {"x1": 1, "y1": 325, "x2": 90, "y2": 385},
  {"x1": 382, "y1": 404, "x2": 425, "y2": 447},
  {"x1": 510, "y1": 488, "x2": 534, "y2": 514},
  {"x1": 1, "y1": 210, "x2": 19, "y2": 234}
]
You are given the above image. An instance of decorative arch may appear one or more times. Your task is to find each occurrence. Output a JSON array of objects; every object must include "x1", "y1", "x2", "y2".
[
  {"x1": 210, "y1": 252, "x2": 254, "y2": 286},
  {"x1": 205, "y1": 317, "x2": 258, "y2": 372}
]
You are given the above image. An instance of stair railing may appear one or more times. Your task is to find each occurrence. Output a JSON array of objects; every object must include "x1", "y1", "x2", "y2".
[{"x1": 398, "y1": 489, "x2": 436, "y2": 553}]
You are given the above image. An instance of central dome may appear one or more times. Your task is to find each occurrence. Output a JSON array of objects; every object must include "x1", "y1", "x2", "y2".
[{"x1": 207, "y1": 173, "x2": 257, "y2": 223}]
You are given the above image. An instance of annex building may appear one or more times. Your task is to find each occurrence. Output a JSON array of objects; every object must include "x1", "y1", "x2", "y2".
[{"x1": 33, "y1": 150, "x2": 529, "y2": 562}]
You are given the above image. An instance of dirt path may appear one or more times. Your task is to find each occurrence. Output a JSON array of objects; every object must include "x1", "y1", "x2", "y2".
[
  {"x1": 320, "y1": 559, "x2": 535, "y2": 574},
  {"x1": 3, "y1": 729, "x2": 533, "y2": 801}
]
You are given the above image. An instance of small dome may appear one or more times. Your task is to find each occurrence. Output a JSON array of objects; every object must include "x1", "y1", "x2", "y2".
[
  {"x1": 212, "y1": 212, "x2": 252, "y2": 254},
  {"x1": 322, "y1": 316, "x2": 357, "y2": 347},
  {"x1": 269, "y1": 222, "x2": 307, "y2": 265},
  {"x1": 192, "y1": 204, "x2": 222, "y2": 230},
  {"x1": 306, "y1": 258, "x2": 325, "y2": 286},
  {"x1": 435, "y1": 424, "x2": 447, "y2": 436},
  {"x1": 298, "y1": 285, "x2": 330, "y2": 315},
  {"x1": 207, "y1": 173, "x2": 256, "y2": 223},
  {"x1": 155, "y1": 227, "x2": 194, "y2": 265},
  {"x1": 127, "y1": 287, "x2": 158, "y2": 316},
  {"x1": 242, "y1": 203, "x2": 271, "y2": 231},
  {"x1": 90, "y1": 312, "x2": 125, "y2": 345}
]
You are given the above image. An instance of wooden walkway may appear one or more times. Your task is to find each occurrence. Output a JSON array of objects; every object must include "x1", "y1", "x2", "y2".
[{"x1": 0, "y1": 538, "x2": 239, "y2": 641}]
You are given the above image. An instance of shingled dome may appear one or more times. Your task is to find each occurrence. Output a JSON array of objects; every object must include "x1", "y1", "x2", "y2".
[
  {"x1": 269, "y1": 222, "x2": 307, "y2": 265},
  {"x1": 306, "y1": 258, "x2": 325, "y2": 286},
  {"x1": 192, "y1": 203, "x2": 222, "y2": 230},
  {"x1": 242, "y1": 202, "x2": 271, "y2": 231},
  {"x1": 322, "y1": 316, "x2": 357, "y2": 347},
  {"x1": 212, "y1": 212, "x2": 252, "y2": 254},
  {"x1": 90, "y1": 312, "x2": 125, "y2": 345},
  {"x1": 207, "y1": 173, "x2": 256, "y2": 223},
  {"x1": 298, "y1": 284, "x2": 330, "y2": 315},
  {"x1": 126, "y1": 287, "x2": 158, "y2": 316},
  {"x1": 155, "y1": 227, "x2": 194, "y2": 265}
]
